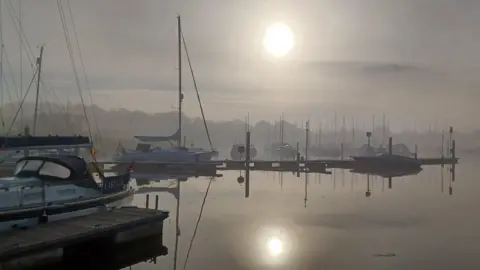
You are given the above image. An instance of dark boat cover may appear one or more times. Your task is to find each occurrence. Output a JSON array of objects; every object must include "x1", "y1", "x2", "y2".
[{"x1": 0, "y1": 135, "x2": 90, "y2": 149}]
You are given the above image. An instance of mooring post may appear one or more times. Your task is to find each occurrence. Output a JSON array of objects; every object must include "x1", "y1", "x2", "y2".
[
  {"x1": 449, "y1": 126, "x2": 453, "y2": 157},
  {"x1": 146, "y1": 194, "x2": 150, "y2": 209},
  {"x1": 388, "y1": 137, "x2": 393, "y2": 155},
  {"x1": 305, "y1": 121, "x2": 309, "y2": 161},
  {"x1": 155, "y1": 195, "x2": 159, "y2": 210},
  {"x1": 245, "y1": 131, "x2": 251, "y2": 198},
  {"x1": 451, "y1": 139, "x2": 456, "y2": 161},
  {"x1": 388, "y1": 177, "x2": 392, "y2": 189},
  {"x1": 451, "y1": 139, "x2": 456, "y2": 182},
  {"x1": 296, "y1": 142, "x2": 300, "y2": 177}
]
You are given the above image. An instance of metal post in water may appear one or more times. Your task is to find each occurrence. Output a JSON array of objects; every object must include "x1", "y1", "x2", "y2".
[
  {"x1": 245, "y1": 130, "x2": 251, "y2": 198},
  {"x1": 296, "y1": 142, "x2": 300, "y2": 177},
  {"x1": 388, "y1": 137, "x2": 392, "y2": 155},
  {"x1": 451, "y1": 139, "x2": 456, "y2": 183},
  {"x1": 305, "y1": 121, "x2": 309, "y2": 161},
  {"x1": 451, "y1": 139, "x2": 456, "y2": 160},
  {"x1": 155, "y1": 195, "x2": 159, "y2": 210},
  {"x1": 146, "y1": 194, "x2": 150, "y2": 209}
]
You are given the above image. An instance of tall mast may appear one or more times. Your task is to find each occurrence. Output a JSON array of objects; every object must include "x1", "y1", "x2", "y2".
[
  {"x1": 177, "y1": 15, "x2": 183, "y2": 147},
  {"x1": 19, "y1": 0, "x2": 23, "y2": 127},
  {"x1": 33, "y1": 46, "x2": 44, "y2": 135},
  {"x1": 0, "y1": 0, "x2": 3, "y2": 131}
]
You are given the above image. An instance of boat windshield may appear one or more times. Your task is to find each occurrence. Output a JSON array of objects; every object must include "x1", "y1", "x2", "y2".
[{"x1": 14, "y1": 159, "x2": 71, "y2": 179}]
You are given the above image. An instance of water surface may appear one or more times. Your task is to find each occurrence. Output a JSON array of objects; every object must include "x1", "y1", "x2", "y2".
[{"x1": 129, "y1": 158, "x2": 479, "y2": 270}]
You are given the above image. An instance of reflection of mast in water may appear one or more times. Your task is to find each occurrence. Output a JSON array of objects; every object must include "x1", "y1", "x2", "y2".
[
  {"x1": 441, "y1": 166, "x2": 444, "y2": 193},
  {"x1": 449, "y1": 164, "x2": 453, "y2": 195},
  {"x1": 382, "y1": 178, "x2": 385, "y2": 192},
  {"x1": 333, "y1": 169, "x2": 336, "y2": 190},
  {"x1": 304, "y1": 172, "x2": 309, "y2": 208},
  {"x1": 366, "y1": 174, "x2": 372, "y2": 198},
  {"x1": 350, "y1": 173, "x2": 354, "y2": 192},
  {"x1": 341, "y1": 169, "x2": 345, "y2": 187},
  {"x1": 372, "y1": 175, "x2": 375, "y2": 192},
  {"x1": 280, "y1": 172, "x2": 283, "y2": 192}
]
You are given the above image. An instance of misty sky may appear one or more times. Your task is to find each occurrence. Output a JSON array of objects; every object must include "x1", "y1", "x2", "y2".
[{"x1": 1, "y1": 0, "x2": 480, "y2": 131}]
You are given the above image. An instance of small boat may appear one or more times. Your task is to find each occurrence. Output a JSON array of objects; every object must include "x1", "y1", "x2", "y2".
[
  {"x1": 351, "y1": 153, "x2": 421, "y2": 170},
  {"x1": 230, "y1": 143, "x2": 257, "y2": 160},
  {"x1": 0, "y1": 146, "x2": 134, "y2": 232}
]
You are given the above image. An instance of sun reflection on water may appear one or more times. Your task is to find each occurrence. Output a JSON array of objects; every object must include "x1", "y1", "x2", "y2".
[{"x1": 253, "y1": 225, "x2": 296, "y2": 266}]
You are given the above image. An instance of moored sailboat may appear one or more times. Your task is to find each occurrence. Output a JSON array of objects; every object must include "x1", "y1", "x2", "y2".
[{"x1": 0, "y1": 136, "x2": 134, "y2": 232}]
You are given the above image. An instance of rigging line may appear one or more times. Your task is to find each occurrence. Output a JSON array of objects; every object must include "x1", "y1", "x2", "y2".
[
  {"x1": 65, "y1": 0, "x2": 103, "y2": 147},
  {"x1": 6, "y1": 67, "x2": 37, "y2": 135},
  {"x1": 5, "y1": 0, "x2": 64, "y2": 113},
  {"x1": 3, "y1": 47, "x2": 21, "y2": 101},
  {"x1": 5, "y1": 0, "x2": 35, "y2": 68},
  {"x1": 41, "y1": 79, "x2": 65, "y2": 113},
  {"x1": 182, "y1": 178, "x2": 213, "y2": 270},
  {"x1": 180, "y1": 31, "x2": 213, "y2": 150},
  {"x1": 1, "y1": 68, "x2": 14, "y2": 105},
  {"x1": 56, "y1": 0, "x2": 92, "y2": 140}
]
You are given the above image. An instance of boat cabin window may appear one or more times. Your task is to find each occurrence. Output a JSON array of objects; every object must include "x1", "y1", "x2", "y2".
[
  {"x1": 15, "y1": 160, "x2": 43, "y2": 174},
  {"x1": 39, "y1": 161, "x2": 71, "y2": 179},
  {"x1": 136, "y1": 143, "x2": 152, "y2": 152},
  {"x1": 15, "y1": 160, "x2": 71, "y2": 179}
]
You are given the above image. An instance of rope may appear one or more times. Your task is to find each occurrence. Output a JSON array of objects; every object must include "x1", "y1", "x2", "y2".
[
  {"x1": 6, "y1": 68, "x2": 37, "y2": 135},
  {"x1": 6, "y1": 0, "x2": 66, "y2": 114},
  {"x1": 65, "y1": 0, "x2": 103, "y2": 149},
  {"x1": 182, "y1": 178, "x2": 212, "y2": 270},
  {"x1": 56, "y1": 0, "x2": 93, "y2": 140},
  {"x1": 180, "y1": 31, "x2": 213, "y2": 150}
]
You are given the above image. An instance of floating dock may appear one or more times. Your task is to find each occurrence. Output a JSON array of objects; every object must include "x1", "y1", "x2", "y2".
[{"x1": 0, "y1": 207, "x2": 169, "y2": 270}]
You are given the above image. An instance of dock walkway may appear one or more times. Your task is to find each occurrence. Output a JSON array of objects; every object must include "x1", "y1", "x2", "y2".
[{"x1": 0, "y1": 207, "x2": 169, "y2": 262}]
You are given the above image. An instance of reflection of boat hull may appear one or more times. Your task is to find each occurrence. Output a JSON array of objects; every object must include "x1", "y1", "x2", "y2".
[
  {"x1": 352, "y1": 154, "x2": 421, "y2": 170},
  {"x1": 350, "y1": 167, "x2": 423, "y2": 178}
]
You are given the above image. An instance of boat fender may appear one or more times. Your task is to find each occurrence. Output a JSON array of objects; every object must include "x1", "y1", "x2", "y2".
[{"x1": 237, "y1": 175, "x2": 245, "y2": 184}]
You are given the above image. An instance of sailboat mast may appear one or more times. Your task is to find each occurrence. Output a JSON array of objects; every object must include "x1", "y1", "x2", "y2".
[
  {"x1": 177, "y1": 15, "x2": 183, "y2": 147},
  {"x1": 33, "y1": 46, "x2": 44, "y2": 136},
  {"x1": 19, "y1": 0, "x2": 23, "y2": 127},
  {"x1": 0, "y1": 0, "x2": 3, "y2": 131}
]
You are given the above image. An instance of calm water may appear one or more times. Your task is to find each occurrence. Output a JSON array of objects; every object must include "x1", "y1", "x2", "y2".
[{"x1": 126, "y1": 158, "x2": 480, "y2": 270}]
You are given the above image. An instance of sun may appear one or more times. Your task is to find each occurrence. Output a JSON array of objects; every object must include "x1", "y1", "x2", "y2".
[{"x1": 262, "y1": 22, "x2": 294, "y2": 58}]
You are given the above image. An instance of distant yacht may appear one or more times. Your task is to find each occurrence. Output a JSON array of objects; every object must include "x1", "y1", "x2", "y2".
[{"x1": 114, "y1": 129, "x2": 218, "y2": 163}]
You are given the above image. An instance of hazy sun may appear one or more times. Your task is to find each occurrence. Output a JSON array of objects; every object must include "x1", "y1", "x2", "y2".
[{"x1": 263, "y1": 22, "x2": 294, "y2": 57}]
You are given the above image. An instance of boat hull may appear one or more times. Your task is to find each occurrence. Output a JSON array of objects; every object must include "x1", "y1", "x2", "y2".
[{"x1": 0, "y1": 189, "x2": 134, "y2": 233}]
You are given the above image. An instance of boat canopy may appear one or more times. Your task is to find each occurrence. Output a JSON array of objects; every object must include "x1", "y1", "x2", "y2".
[
  {"x1": 14, "y1": 155, "x2": 90, "y2": 181},
  {"x1": 134, "y1": 129, "x2": 181, "y2": 143}
]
